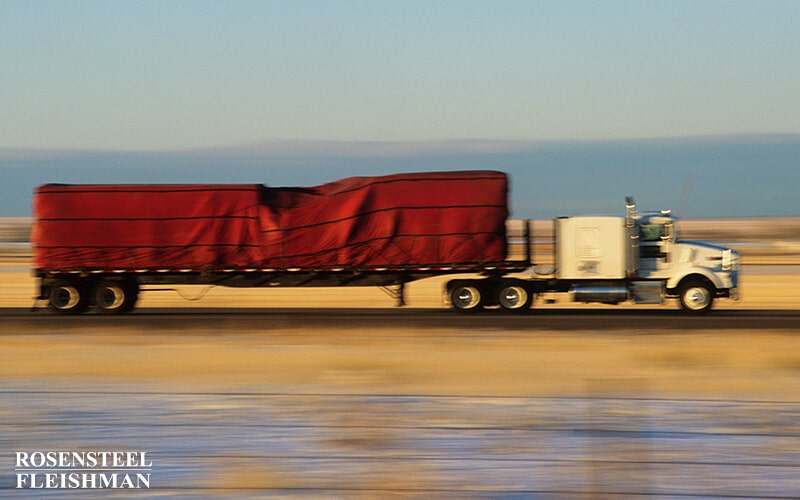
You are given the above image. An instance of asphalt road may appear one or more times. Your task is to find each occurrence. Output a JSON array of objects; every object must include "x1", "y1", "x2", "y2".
[{"x1": 2, "y1": 307, "x2": 799, "y2": 333}]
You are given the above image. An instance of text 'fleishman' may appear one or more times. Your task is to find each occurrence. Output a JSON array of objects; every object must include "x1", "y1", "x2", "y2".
[{"x1": 15, "y1": 451, "x2": 152, "y2": 489}]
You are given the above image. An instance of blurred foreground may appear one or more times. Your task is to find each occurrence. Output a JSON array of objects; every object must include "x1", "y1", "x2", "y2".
[
  {"x1": 2, "y1": 323, "x2": 800, "y2": 498},
  {"x1": 3, "y1": 389, "x2": 800, "y2": 498}
]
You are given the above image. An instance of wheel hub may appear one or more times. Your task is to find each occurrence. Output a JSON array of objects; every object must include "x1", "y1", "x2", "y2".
[{"x1": 685, "y1": 286, "x2": 711, "y2": 309}]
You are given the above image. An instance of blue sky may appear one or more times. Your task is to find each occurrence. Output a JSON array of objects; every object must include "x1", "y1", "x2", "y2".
[{"x1": 1, "y1": 1, "x2": 799, "y2": 217}]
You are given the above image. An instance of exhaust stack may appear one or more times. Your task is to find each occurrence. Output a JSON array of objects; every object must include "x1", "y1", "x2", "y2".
[{"x1": 625, "y1": 197, "x2": 639, "y2": 279}]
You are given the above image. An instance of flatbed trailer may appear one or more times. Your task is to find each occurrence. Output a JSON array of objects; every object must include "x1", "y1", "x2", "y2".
[
  {"x1": 32, "y1": 171, "x2": 533, "y2": 313},
  {"x1": 34, "y1": 260, "x2": 532, "y2": 310}
]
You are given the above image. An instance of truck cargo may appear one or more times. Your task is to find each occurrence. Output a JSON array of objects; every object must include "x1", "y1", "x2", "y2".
[{"x1": 31, "y1": 170, "x2": 739, "y2": 314}]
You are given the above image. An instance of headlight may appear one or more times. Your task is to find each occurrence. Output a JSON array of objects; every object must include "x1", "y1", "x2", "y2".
[{"x1": 722, "y1": 249, "x2": 733, "y2": 271}]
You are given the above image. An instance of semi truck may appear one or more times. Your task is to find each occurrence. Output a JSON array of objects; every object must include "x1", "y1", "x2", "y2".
[{"x1": 31, "y1": 170, "x2": 739, "y2": 314}]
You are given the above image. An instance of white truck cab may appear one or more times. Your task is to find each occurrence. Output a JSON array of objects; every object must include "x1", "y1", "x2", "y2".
[
  {"x1": 552, "y1": 198, "x2": 739, "y2": 312},
  {"x1": 634, "y1": 209, "x2": 739, "y2": 311}
]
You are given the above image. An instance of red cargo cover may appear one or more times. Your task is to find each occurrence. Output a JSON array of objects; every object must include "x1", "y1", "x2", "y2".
[{"x1": 32, "y1": 171, "x2": 509, "y2": 270}]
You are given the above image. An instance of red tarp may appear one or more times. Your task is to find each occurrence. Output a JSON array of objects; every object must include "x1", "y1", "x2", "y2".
[{"x1": 32, "y1": 171, "x2": 509, "y2": 270}]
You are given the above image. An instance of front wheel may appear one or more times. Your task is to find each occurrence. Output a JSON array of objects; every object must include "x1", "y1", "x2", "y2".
[{"x1": 679, "y1": 280, "x2": 715, "y2": 313}]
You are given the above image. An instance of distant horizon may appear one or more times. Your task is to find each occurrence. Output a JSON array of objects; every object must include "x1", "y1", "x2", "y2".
[
  {"x1": 4, "y1": 131, "x2": 800, "y2": 156},
  {"x1": 2, "y1": 134, "x2": 799, "y2": 220}
]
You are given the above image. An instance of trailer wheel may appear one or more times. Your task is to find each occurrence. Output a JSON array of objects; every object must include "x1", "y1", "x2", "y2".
[
  {"x1": 48, "y1": 279, "x2": 90, "y2": 314},
  {"x1": 94, "y1": 280, "x2": 139, "y2": 314},
  {"x1": 497, "y1": 281, "x2": 532, "y2": 312},
  {"x1": 449, "y1": 282, "x2": 484, "y2": 313},
  {"x1": 679, "y1": 279, "x2": 714, "y2": 313}
]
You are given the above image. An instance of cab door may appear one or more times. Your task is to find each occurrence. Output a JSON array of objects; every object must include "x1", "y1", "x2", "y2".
[{"x1": 637, "y1": 220, "x2": 674, "y2": 277}]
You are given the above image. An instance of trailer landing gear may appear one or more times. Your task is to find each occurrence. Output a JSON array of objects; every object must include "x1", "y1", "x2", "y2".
[{"x1": 379, "y1": 282, "x2": 407, "y2": 307}]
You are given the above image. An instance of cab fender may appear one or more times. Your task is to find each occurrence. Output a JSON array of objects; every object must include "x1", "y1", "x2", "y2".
[{"x1": 666, "y1": 268, "x2": 724, "y2": 293}]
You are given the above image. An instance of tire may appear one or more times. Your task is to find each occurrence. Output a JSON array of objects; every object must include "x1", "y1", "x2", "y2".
[
  {"x1": 93, "y1": 280, "x2": 139, "y2": 314},
  {"x1": 48, "y1": 279, "x2": 90, "y2": 314},
  {"x1": 449, "y1": 281, "x2": 484, "y2": 313},
  {"x1": 679, "y1": 279, "x2": 715, "y2": 313},
  {"x1": 496, "y1": 281, "x2": 532, "y2": 313}
]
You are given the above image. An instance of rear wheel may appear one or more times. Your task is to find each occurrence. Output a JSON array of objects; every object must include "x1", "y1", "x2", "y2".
[
  {"x1": 679, "y1": 279, "x2": 715, "y2": 313},
  {"x1": 94, "y1": 280, "x2": 139, "y2": 314},
  {"x1": 449, "y1": 281, "x2": 484, "y2": 313},
  {"x1": 496, "y1": 281, "x2": 532, "y2": 313},
  {"x1": 48, "y1": 279, "x2": 90, "y2": 314}
]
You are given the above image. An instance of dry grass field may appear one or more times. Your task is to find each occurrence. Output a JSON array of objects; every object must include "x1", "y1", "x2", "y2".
[{"x1": 3, "y1": 321, "x2": 800, "y2": 401}]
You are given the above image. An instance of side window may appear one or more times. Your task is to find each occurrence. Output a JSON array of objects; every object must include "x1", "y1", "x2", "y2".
[{"x1": 639, "y1": 224, "x2": 665, "y2": 242}]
